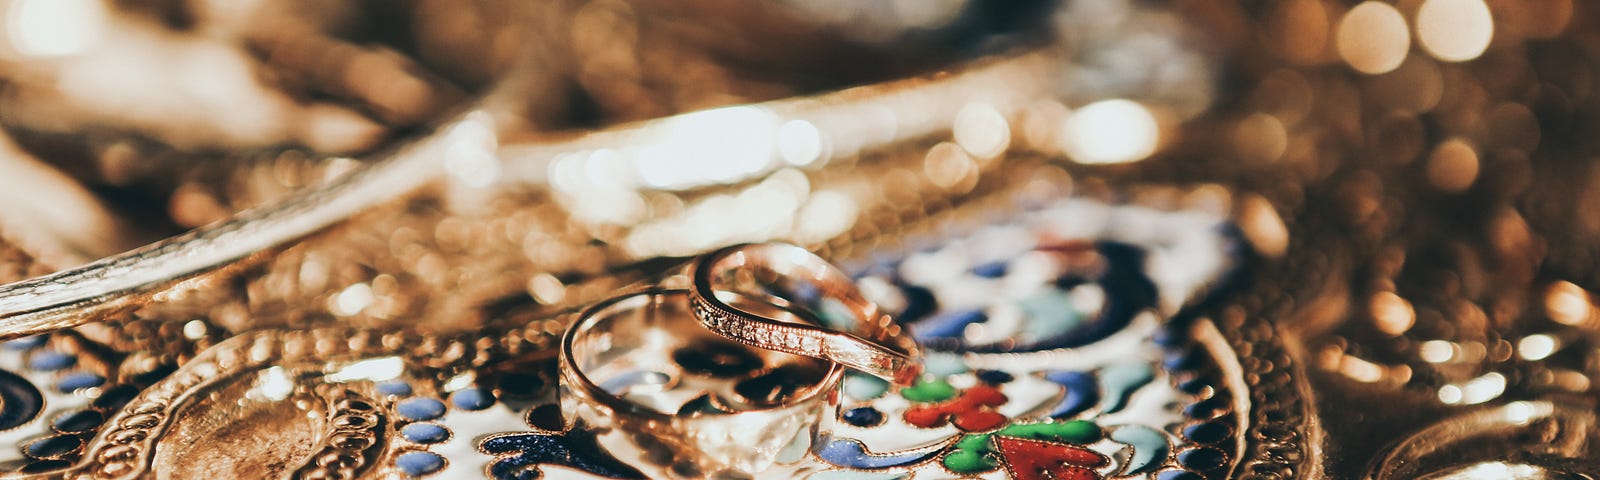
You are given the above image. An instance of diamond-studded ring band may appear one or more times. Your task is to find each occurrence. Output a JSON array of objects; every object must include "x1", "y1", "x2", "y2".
[
  {"x1": 561, "y1": 287, "x2": 844, "y2": 477},
  {"x1": 688, "y1": 242, "x2": 923, "y2": 386}
]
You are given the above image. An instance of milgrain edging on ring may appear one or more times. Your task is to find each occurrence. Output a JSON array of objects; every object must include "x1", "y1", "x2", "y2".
[
  {"x1": 559, "y1": 287, "x2": 845, "y2": 417},
  {"x1": 687, "y1": 243, "x2": 922, "y2": 386},
  {"x1": 559, "y1": 288, "x2": 845, "y2": 478},
  {"x1": 691, "y1": 295, "x2": 826, "y2": 357}
]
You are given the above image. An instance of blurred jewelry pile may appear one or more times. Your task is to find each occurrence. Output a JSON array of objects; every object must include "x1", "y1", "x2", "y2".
[{"x1": 0, "y1": 0, "x2": 1597, "y2": 478}]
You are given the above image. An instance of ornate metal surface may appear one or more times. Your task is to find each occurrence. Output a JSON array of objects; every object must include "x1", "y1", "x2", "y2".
[{"x1": 0, "y1": 0, "x2": 1595, "y2": 478}]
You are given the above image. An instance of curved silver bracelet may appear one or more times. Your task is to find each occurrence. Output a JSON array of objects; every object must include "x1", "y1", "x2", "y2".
[{"x1": 0, "y1": 51, "x2": 1061, "y2": 339}]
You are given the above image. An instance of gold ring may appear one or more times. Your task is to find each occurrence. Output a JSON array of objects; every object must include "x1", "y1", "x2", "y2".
[
  {"x1": 688, "y1": 242, "x2": 922, "y2": 386},
  {"x1": 560, "y1": 288, "x2": 843, "y2": 478}
]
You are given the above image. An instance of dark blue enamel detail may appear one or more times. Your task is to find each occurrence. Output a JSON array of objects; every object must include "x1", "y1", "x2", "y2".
[
  {"x1": 480, "y1": 431, "x2": 644, "y2": 479},
  {"x1": 842, "y1": 407, "x2": 884, "y2": 427},
  {"x1": 50, "y1": 409, "x2": 104, "y2": 433},
  {"x1": 55, "y1": 372, "x2": 105, "y2": 392},
  {"x1": 0, "y1": 369, "x2": 44, "y2": 430},
  {"x1": 24, "y1": 434, "x2": 82, "y2": 458},
  {"x1": 27, "y1": 350, "x2": 76, "y2": 371},
  {"x1": 1044, "y1": 371, "x2": 1098, "y2": 419}
]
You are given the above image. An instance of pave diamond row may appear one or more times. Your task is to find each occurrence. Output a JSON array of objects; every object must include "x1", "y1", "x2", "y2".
[{"x1": 691, "y1": 296, "x2": 823, "y2": 356}]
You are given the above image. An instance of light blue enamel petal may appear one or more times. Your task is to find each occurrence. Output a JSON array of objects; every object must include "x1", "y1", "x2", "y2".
[
  {"x1": 817, "y1": 298, "x2": 858, "y2": 330},
  {"x1": 844, "y1": 373, "x2": 890, "y2": 401},
  {"x1": 1098, "y1": 363, "x2": 1154, "y2": 413},
  {"x1": 1109, "y1": 425, "x2": 1169, "y2": 474},
  {"x1": 814, "y1": 435, "x2": 943, "y2": 470},
  {"x1": 923, "y1": 351, "x2": 970, "y2": 377},
  {"x1": 776, "y1": 424, "x2": 812, "y2": 463},
  {"x1": 1017, "y1": 288, "x2": 1084, "y2": 340}
]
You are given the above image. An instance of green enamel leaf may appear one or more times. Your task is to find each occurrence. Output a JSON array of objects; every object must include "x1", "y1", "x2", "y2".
[
  {"x1": 943, "y1": 434, "x2": 998, "y2": 473},
  {"x1": 998, "y1": 420, "x2": 1102, "y2": 444},
  {"x1": 900, "y1": 378, "x2": 956, "y2": 402}
]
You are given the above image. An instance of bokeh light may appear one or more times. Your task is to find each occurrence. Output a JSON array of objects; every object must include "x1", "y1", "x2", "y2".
[
  {"x1": 1370, "y1": 291, "x2": 1416, "y2": 336},
  {"x1": 776, "y1": 119, "x2": 824, "y2": 166},
  {"x1": 1425, "y1": 138, "x2": 1479, "y2": 193},
  {"x1": 636, "y1": 106, "x2": 781, "y2": 189},
  {"x1": 2, "y1": 0, "x2": 107, "y2": 58},
  {"x1": 1545, "y1": 281, "x2": 1593, "y2": 326},
  {"x1": 952, "y1": 102, "x2": 1011, "y2": 160},
  {"x1": 1416, "y1": 0, "x2": 1494, "y2": 62},
  {"x1": 1059, "y1": 99, "x2": 1160, "y2": 165},
  {"x1": 1336, "y1": 2, "x2": 1410, "y2": 75}
]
